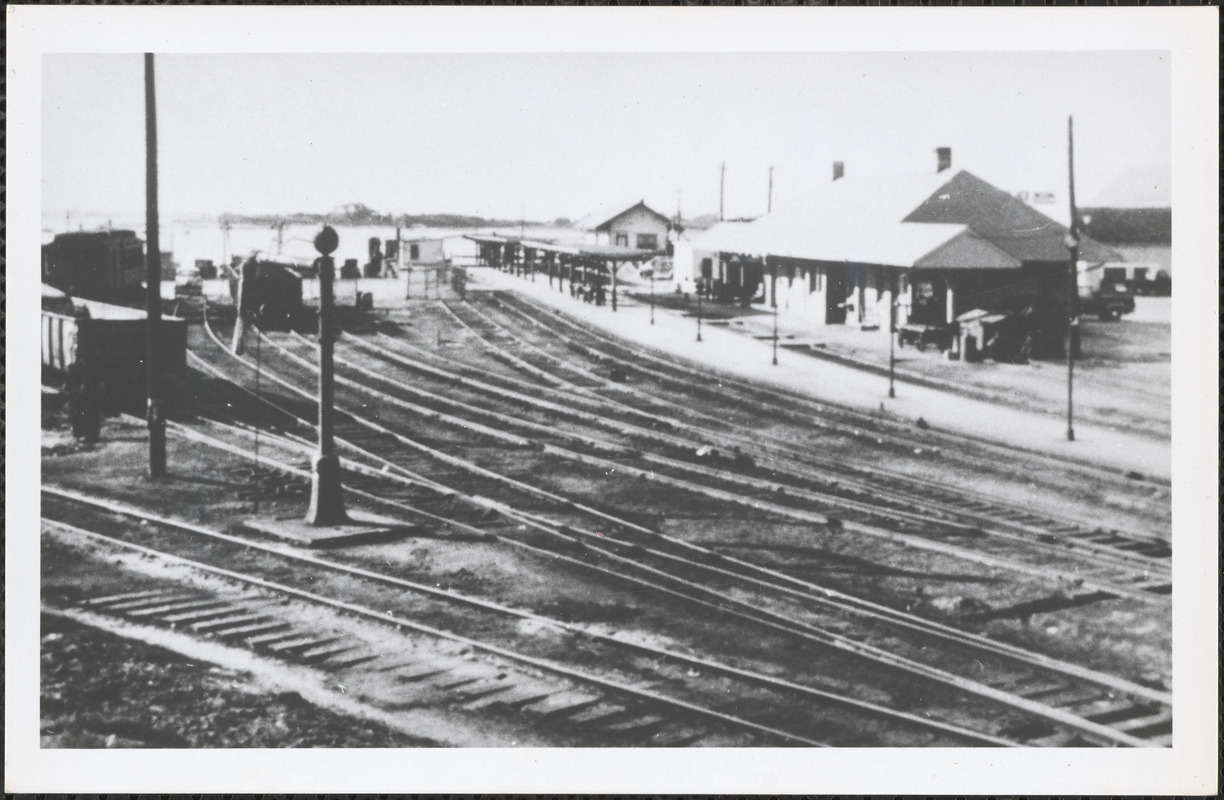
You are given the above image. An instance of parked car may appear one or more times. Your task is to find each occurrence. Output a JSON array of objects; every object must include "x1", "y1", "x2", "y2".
[{"x1": 639, "y1": 256, "x2": 674, "y2": 282}]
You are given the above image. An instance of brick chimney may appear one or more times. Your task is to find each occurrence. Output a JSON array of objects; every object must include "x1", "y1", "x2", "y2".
[
  {"x1": 832, "y1": 161, "x2": 845, "y2": 181},
  {"x1": 935, "y1": 147, "x2": 952, "y2": 173}
]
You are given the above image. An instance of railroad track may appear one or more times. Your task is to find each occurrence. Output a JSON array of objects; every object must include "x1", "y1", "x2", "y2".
[
  {"x1": 349, "y1": 313, "x2": 1172, "y2": 586},
  {"x1": 259, "y1": 320, "x2": 1168, "y2": 606},
  {"x1": 500, "y1": 289, "x2": 1172, "y2": 490},
  {"x1": 482, "y1": 291, "x2": 1171, "y2": 547},
  {"x1": 44, "y1": 488, "x2": 1028, "y2": 748},
  {"x1": 356, "y1": 299, "x2": 1170, "y2": 598},
  {"x1": 176, "y1": 307, "x2": 1174, "y2": 746}
]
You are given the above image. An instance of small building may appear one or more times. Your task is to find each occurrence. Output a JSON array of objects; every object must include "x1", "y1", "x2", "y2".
[
  {"x1": 681, "y1": 148, "x2": 1118, "y2": 354},
  {"x1": 590, "y1": 200, "x2": 673, "y2": 253},
  {"x1": 400, "y1": 237, "x2": 447, "y2": 266}
]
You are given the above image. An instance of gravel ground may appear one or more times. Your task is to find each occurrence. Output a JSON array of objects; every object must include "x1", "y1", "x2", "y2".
[{"x1": 40, "y1": 612, "x2": 436, "y2": 748}]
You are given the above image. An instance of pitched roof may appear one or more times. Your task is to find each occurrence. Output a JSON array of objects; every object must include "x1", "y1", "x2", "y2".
[
  {"x1": 903, "y1": 170, "x2": 1118, "y2": 264},
  {"x1": 690, "y1": 168, "x2": 1117, "y2": 268},
  {"x1": 591, "y1": 200, "x2": 673, "y2": 233}
]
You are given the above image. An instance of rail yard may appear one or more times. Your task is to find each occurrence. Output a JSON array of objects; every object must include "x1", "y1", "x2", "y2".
[{"x1": 40, "y1": 259, "x2": 1174, "y2": 750}]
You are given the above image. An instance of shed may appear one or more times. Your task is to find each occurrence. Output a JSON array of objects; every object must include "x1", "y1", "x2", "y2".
[{"x1": 590, "y1": 201, "x2": 673, "y2": 252}]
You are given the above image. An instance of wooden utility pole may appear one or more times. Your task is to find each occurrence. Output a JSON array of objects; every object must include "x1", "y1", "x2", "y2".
[
  {"x1": 1065, "y1": 116, "x2": 1079, "y2": 443},
  {"x1": 719, "y1": 162, "x2": 726, "y2": 221},
  {"x1": 144, "y1": 53, "x2": 167, "y2": 477},
  {"x1": 767, "y1": 166, "x2": 774, "y2": 214}
]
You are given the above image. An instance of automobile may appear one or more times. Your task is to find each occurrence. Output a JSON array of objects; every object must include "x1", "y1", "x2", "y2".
[{"x1": 639, "y1": 256, "x2": 674, "y2": 282}]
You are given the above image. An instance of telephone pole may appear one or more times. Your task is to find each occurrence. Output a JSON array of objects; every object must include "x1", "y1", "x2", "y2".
[
  {"x1": 144, "y1": 53, "x2": 167, "y2": 477},
  {"x1": 1065, "y1": 116, "x2": 1079, "y2": 443},
  {"x1": 767, "y1": 165, "x2": 774, "y2": 214},
  {"x1": 719, "y1": 162, "x2": 726, "y2": 222}
]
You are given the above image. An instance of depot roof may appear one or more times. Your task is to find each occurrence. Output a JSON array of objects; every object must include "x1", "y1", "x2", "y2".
[
  {"x1": 689, "y1": 169, "x2": 1118, "y2": 270},
  {"x1": 591, "y1": 200, "x2": 673, "y2": 233}
]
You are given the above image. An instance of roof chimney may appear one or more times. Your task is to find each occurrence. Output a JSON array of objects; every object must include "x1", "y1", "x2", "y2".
[
  {"x1": 832, "y1": 161, "x2": 845, "y2": 181},
  {"x1": 935, "y1": 147, "x2": 952, "y2": 173}
]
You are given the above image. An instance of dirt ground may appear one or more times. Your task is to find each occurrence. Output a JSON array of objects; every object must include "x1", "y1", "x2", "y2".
[
  {"x1": 40, "y1": 612, "x2": 435, "y2": 748},
  {"x1": 37, "y1": 278, "x2": 1172, "y2": 749}
]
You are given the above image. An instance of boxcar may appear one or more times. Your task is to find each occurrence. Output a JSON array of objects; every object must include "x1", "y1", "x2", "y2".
[
  {"x1": 42, "y1": 294, "x2": 187, "y2": 415},
  {"x1": 228, "y1": 259, "x2": 307, "y2": 331},
  {"x1": 42, "y1": 230, "x2": 146, "y2": 303}
]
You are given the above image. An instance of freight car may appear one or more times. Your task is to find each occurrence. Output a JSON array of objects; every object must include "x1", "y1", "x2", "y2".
[
  {"x1": 42, "y1": 287, "x2": 187, "y2": 416},
  {"x1": 42, "y1": 230, "x2": 146, "y2": 303},
  {"x1": 228, "y1": 258, "x2": 308, "y2": 331}
]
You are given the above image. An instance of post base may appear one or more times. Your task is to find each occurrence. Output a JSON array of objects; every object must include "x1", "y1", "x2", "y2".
[
  {"x1": 305, "y1": 454, "x2": 348, "y2": 526},
  {"x1": 243, "y1": 511, "x2": 418, "y2": 548}
]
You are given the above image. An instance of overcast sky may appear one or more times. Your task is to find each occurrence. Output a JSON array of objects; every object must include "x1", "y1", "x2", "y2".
[{"x1": 42, "y1": 51, "x2": 1170, "y2": 222}]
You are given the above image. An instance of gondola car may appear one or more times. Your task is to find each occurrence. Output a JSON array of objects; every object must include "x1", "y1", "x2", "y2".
[
  {"x1": 42, "y1": 230, "x2": 146, "y2": 303},
  {"x1": 42, "y1": 287, "x2": 187, "y2": 415}
]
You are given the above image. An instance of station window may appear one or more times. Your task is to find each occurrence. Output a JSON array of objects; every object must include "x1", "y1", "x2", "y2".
[
  {"x1": 615, "y1": 233, "x2": 629, "y2": 247},
  {"x1": 636, "y1": 233, "x2": 658, "y2": 250},
  {"x1": 409, "y1": 244, "x2": 420, "y2": 260}
]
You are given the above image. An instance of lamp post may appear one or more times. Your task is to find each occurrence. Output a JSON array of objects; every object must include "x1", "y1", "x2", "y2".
[
  {"x1": 696, "y1": 277, "x2": 704, "y2": 342},
  {"x1": 305, "y1": 225, "x2": 349, "y2": 525},
  {"x1": 649, "y1": 264, "x2": 655, "y2": 325},
  {"x1": 888, "y1": 296, "x2": 897, "y2": 399},
  {"x1": 770, "y1": 259, "x2": 778, "y2": 366},
  {"x1": 611, "y1": 261, "x2": 618, "y2": 312}
]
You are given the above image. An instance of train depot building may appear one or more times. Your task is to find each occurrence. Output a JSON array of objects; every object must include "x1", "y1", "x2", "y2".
[
  {"x1": 589, "y1": 200, "x2": 674, "y2": 253},
  {"x1": 674, "y1": 149, "x2": 1118, "y2": 358}
]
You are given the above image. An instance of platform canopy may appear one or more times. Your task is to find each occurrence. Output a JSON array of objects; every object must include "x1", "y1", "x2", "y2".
[
  {"x1": 465, "y1": 234, "x2": 654, "y2": 262},
  {"x1": 521, "y1": 240, "x2": 657, "y2": 262},
  {"x1": 464, "y1": 233, "x2": 525, "y2": 246}
]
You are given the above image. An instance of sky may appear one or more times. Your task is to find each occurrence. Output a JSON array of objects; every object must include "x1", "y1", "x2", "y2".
[{"x1": 42, "y1": 51, "x2": 1170, "y2": 223}]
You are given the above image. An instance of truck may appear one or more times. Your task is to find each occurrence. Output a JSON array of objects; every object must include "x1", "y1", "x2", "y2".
[
  {"x1": 1078, "y1": 263, "x2": 1137, "y2": 321},
  {"x1": 1101, "y1": 261, "x2": 1171, "y2": 297}
]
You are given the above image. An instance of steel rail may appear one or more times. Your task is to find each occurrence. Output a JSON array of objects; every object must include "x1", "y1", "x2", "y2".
[
  {"x1": 258, "y1": 319, "x2": 1163, "y2": 602},
  {"x1": 364, "y1": 326, "x2": 1169, "y2": 572},
  {"x1": 476, "y1": 293, "x2": 1171, "y2": 559},
  {"x1": 45, "y1": 486, "x2": 1021, "y2": 747},
  {"x1": 41, "y1": 513, "x2": 824, "y2": 748},
  {"x1": 167, "y1": 401, "x2": 1174, "y2": 714},
  {"x1": 206, "y1": 312, "x2": 1170, "y2": 683},
  {"x1": 338, "y1": 325, "x2": 1169, "y2": 580},
  {"x1": 192, "y1": 312, "x2": 1169, "y2": 745},
  {"x1": 504, "y1": 290, "x2": 1171, "y2": 490}
]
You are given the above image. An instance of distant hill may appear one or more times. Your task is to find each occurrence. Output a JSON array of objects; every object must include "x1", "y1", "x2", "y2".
[
  {"x1": 1081, "y1": 207, "x2": 1171, "y2": 245},
  {"x1": 220, "y1": 203, "x2": 542, "y2": 229}
]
